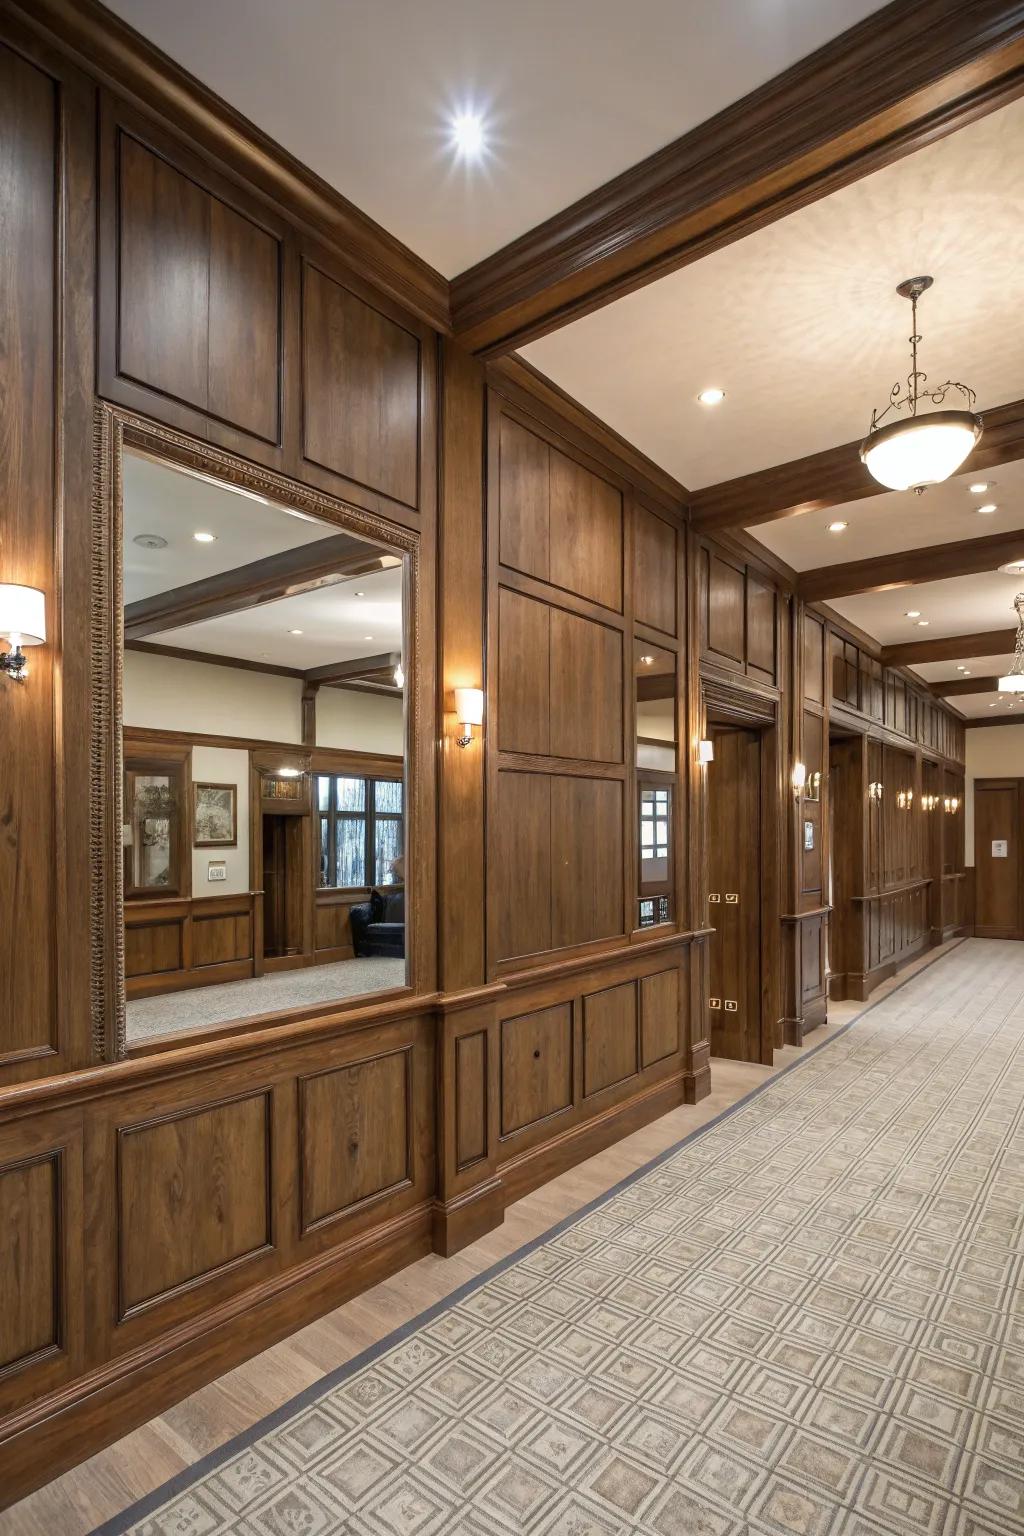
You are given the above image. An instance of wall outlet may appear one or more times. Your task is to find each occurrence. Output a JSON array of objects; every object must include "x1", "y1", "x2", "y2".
[{"x1": 207, "y1": 861, "x2": 227, "y2": 881}]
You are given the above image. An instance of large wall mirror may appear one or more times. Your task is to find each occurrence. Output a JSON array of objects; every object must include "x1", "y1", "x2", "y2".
[{"x1": 112, "y1": 431, "x2": 414, "y2": 1051}]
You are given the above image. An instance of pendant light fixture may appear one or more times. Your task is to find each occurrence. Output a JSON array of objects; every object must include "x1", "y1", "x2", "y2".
[
  {"x1": 998, "y1": 593, "x2": 1024, "y2": 694},
  {"x1": 860, "y1": 277, "x2": 982, "y2": 492}
]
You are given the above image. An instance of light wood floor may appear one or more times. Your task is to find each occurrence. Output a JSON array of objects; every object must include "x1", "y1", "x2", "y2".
[{"x1": 1, "y1": 942, "x2": 961, "y2": 1534}]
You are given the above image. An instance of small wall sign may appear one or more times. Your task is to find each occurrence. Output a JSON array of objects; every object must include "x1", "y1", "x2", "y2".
[
  {"x1": 207, "y1": 860, "x2": 227, "y2": 882},
  {"x1": 804, "y1": 819, "x2": 815, "y2": 850},
  {"x1": 992, "y1": 839, "x2": 1009, "y2": 859}
]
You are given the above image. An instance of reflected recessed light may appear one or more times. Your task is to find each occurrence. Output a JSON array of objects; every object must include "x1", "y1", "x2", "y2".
[
  {"x1": 364, "y1": 635, "x2": 374, "y2": 641},
  {"x1": 956, "y1": 665, "x2": 967, "y2": 671},
  {"x1": 916, "y1": 620, "x2": 929, "y2": 627},
  {"x1": 640, "y1": 654, "x2": 654, "y2": 665},
  {"x1": 354, "y1": 591, "x2": 365, "y2": 598},
  {"x1": 288, "y1": 628, "x2": 303, "y2": 636},
  {"x1": 193, "y1": 531, "x2": 216, "y2": 543},
  {"x1": 696, "y1": 388, "x2": 726, "y2": 406},
  {"x1": 969, "y1": 482, "x2": 991, "y2": 493},
  {"x1": 977, "y1": 503, "x2": 998, "y2": 515},
  {"x1": 450, "y1": 109, "x2": 486, "y2": 161},
  {"x1": 905, "y1": 610, "x2": 921, "y2": 618},
  {"x1": 962, "y1": 670, "x2": 971, "y2": 676},
  {"x1": 999, "y1": 559, "x2": 1024, "y2": 576},
  {"x1": 827, "y1": 521, "x2": 848, "y2": 533},
  {"x1": 133, "y1": 532, "x2": 167, "y2": 549}
]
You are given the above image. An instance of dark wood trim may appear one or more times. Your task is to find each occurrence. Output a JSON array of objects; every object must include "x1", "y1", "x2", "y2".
[
  {"x1": 126, "y1": 639, "x2": 305, "y2": 680},
  {"x1": 304, "y1": 651, "x2": 400, "y2": 686},
  {"x1": 451, "y1": 2, "x2": 1024, "y2": 354},
  {"x1": 124, "y1": 723, "x2": 402, "y2": 771},
  {"x1": 693, "y1": 395, "x2": 1024, "y2": 532},
  {"x1": 486, "y1": 357, "x2": 688, "y2": 513},
  {"x1": 124, "y1": 534, "x2": 389, "y2": 640},
  {"x1": 964, "y1": 714, "x2": 1024, "y2": 729},
  {"x1": 7, "y1": 0, "x2": 450, "y2": 333},
  {"x1": 881, "y1": 628, "x2": 1018, "y2": 665},
  {"x1": 931, "y1": 675, "x2": 1001, "y2": 696},
  {"x1": 799, "y1": 525, "x2": 1024, "y2": 601}
]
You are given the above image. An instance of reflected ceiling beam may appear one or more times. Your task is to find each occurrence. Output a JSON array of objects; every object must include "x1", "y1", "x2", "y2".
[
  {"x1": 798, "y1": 526, "x2": 1024, "y2": 601},
  {"x1": 637, "y1": 674, "x2": 675, "y2": 702},
  {"x1": 125, "y1": 638, "x2": 304, "y2": 679},
  {"x1": 451, "y1": 3, "x2": 1024, "y2": 355},
  {"x1": 124, "y1": 534, "x2": 388, "y2": 640},
  {"x1": 690, "y1": 396, "x2": 1024, "y2": 533},
  {"x1": 304, "y1": 651, "x2": 400, "y2": 687},
  {"x1": 931, "y1": 675, "x2": 1001, "y2": 696},
  {"x1": 881, "y1": 628, "x2": 1017, "y2": 665}
]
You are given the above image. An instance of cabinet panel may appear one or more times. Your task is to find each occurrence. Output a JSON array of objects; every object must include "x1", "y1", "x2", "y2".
[
  {"x1": 302, "y1": 262, "x2": 420, "y2": 509},
  {"x1": 300, "y1": 1051, "x2": 410, "y2": 1229},
  {"x1": 117, "y1": 1091, "x2": 271, "y2": 1315},
  {"x1": 0, "y1": 1155, "x2": 58, "y2": 1371},
  {"x1": 501, "y1": 1004, "x2": 573, "y2": 1135},
  {"x1": 551, "y1": 776, "x2": 624, "y2": 948},
  {"x1": 633, "y1": 507, "x2": 677, "y2": 635},
  {"x1": 583, "y1": 982, "x2": 638, "y2": 1096},
  {"x1": 640, "y1": 968, "x2": 681, "y2": 1066}
]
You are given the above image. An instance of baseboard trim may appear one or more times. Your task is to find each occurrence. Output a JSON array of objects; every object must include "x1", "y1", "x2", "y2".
[
  {"x1": 0, "y1": 1201, "x2": 434, "y2": 1512},
  {"x1": 432, "y1": 1177, "x2": 504, "y2": 1257}
]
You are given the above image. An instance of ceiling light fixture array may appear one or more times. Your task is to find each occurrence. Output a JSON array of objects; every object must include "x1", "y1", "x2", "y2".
[
  {"x1": 860, "y1": 276, "x2": 982, "y2": 493},
  {"x1": 998, "y1": 593, "x2": 1024, "y2": 694}
]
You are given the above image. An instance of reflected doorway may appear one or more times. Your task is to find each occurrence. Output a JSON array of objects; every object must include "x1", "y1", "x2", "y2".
[{"x1": 706, "y1": 724, "x2": 762, "y2": 1061}]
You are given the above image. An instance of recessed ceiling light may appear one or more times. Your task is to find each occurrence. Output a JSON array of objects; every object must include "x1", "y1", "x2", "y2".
[
  {"x1": 956, "y1": 665, "x2": 967, "y2": 671},
  {"x1": 288, "y1": 628, "x2": 303, "y2": 636},
  {"x1": 827, "y1": 521, "x2": 848, "y2": 533},
  {"x1": 962, "y1": 670, "x2": 971, "y2": 676},
  {"x1": 364, "y1": 635, "x2": 374, "y2": 641},
  {"x1": 977, "y1": 503, "x2": 998, "y2": 514},
  {"x1": 696, "y1": 388, "x2": 726, "y2": 406},
  {"x1": 354, "y1": 591, "x2": 365, "y2": 598},
  {"x1": 968, "y1": 482, "x2": 991, "y2": 493},
  {"x1": 905, "y1": 610, "x2": 921, "y2": 618},
  {"x1": 916, "y1": 620, "x2": 930, "y2": 627},
  {"x1": 193, "y1": 531, "x2": 216, "y2": 543},
  {"x1": 450, "y1": 109, "x2": 486, "y2": 161},
  {"x1": 133, "y1": 532, "x2": 167, "y2": 549}
]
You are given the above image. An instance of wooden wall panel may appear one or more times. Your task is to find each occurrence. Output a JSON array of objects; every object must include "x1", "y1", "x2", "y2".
[
  {"x1": 493, "y1": 772, "x2": 551, "y2": 961},
  {"x1": 551, "y1": 776, "x2": 624, "y2": 948},
  {"x1": 0, "y1": 1155, "x2": 58, "y2": 1371},
  {"x1": 115, "y1": 131, "x2": 281, "y2": 443},
  {"x1": 705, "y1": 552, "x2": 745, "y2": 665},
  {"x1": 746, "y1": 573, "x2": 776, "y2": 683},
  {"x1": 300, "y1": 1051, "x2": 410, "y2": 1230},
  {"x1": 498, "y1": 415, "x2": 549, "y2": 580},
  {"x1": 500, "y1": 1004, "x2": 573, "y2": 1135},
  {"x1": 634, "y1": 507, "x2": 677, "y2": 636},
  {"x1": 548, "y1": 450, "x2": 623, "y2": 611},
  {"x1": 583, "y1": 981, "x2": 638, "y2": 1096},
  {"x1": 117, "y1": 1091, "x2": 272, "y2": 1315},
  {"x1": 301, "y1": 261, "x2": 420, "y2": 509},
  {"x1": 497, "y1": 587, "x2": 550, "y2": 754},
  {"x1": 801, "y1": 709, "x2": 824, "y2": 899},
  {"x1": 124, "y1": 921, "x2": 182, "y2": 979},
  {"x1": 0, "y1": 43, "x2": 59, "y2": 1068},
  {"x1": 455, "y1": 1031, "x2": 488, "y2": 1169},
  {"x1": 191, "y1": 911, "x2": 252, "y2": 968},
  {"x1": 549, "y1": 609, "x2": 623, "y2": 762},
  {"x1": 640, "y1": 968, "x2": 680, "y2": 1066},
  {"x1": 803, "y1": 613, "x2": 824, "y2": 705}
]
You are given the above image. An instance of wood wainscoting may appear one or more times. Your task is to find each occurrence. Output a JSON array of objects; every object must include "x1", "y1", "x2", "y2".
[{"x1": 125, "y1": 891, "x2": 258, "y2": 998}]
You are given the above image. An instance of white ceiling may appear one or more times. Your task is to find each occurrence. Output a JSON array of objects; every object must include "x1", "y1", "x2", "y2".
[
  {"x1": 523, "y1": 97, "x2": 1024, "y2": 489},
  {"x1": 753, "y1": 459, "x2": 1024, "y2": 572},
  {"x1": 104, "y1": 0, "x2": 884, "y2": 276},
  {"x1": 939, "y1": 691, "x2": 1023, "y2": 721},
  {"x1": 831, "y1": 571, "x2": 1024, "y2": 649},
  {"x1": 911, "y1": 654, "x2": 1016, "y2": 684}
]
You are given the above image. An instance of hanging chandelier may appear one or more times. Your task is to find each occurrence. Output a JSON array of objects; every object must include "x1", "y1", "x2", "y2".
[
  {"x1": 860, "y1": 276, "x2": 983, "y2": 492},
  {"x1": 998, "y1": 593, "x2": 1024, "y2": 694}
]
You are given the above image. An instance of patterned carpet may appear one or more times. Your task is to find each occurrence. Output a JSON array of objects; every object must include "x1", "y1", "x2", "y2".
[{"x1": 101, "y1": 939, "x2": 1024, "y2": 1535}]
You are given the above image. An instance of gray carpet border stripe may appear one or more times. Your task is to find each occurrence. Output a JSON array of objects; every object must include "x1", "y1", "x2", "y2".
[{"x1": 90, "y1": 939, "x2": 966, "y2": 1536}]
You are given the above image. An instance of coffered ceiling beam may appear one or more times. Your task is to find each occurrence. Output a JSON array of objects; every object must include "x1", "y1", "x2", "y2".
[
  {"x1": 304, "y1": 651, "x2": 400, "y2": 686},
  {"x1": 882, "y1": 628, "x2": 1017, "y2": 665},
  {"x1": 798, "y1": 526, "x2": 1024, "y2": 602},
  {"x1": 690, "y1": 396, "x2": 1024, "y2": 533},
  {"x1": 931, "y1": 675, "x2": 1001, "y2": 696},
  {"x1": 451, "y1": 2, "x2": 1024, "y2": 355},
  {"x1": 124, "y1": 534, "x2": 385, "y2": 640}
]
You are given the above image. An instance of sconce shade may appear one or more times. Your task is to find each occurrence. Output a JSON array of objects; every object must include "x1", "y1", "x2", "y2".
[
  {"x1": 697, "y1": 739, "x2": 714, "y2": 764},
  {"x1": 0, "y1": 583, "x2": 46, "y2": 645},
  {"x1": 792, "y1": 762, "x2": 807, "y2": 790},
  {"x1": 454, "y1": 687, "x2": 484, "y2": 727}
]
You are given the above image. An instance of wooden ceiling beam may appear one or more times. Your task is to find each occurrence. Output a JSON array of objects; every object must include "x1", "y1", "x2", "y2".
[
  {"x1": 798, "y1": 526, "x2": 1024, "y2": 602},
  {"x1": 451, "y1": 2, "x2": 1024, "y2": 355},
  {"x1": 691, "y1": 396, "x2": 1024, "y2": 532},
  {"x1": 881, "y1": 628, "x2": 1017, "y2": 665},
  {"x1": 124, "y1": 535, "x2": 387, "y2": 640},
  {"x1": 304, "y1": 651, "x2": 400, "y2": 686},
  {"x1": 930, "y1": 674, "x2": 1002, "y2": 696}
]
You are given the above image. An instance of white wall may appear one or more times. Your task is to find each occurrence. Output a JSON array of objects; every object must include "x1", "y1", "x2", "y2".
[
  {"x1": 637, "y1": 698, "x2": 675, "y2": 742},
  {"x1": 316, "y1": 687, "x2": 404, "y2": 755},
  {"x1": 964, "y1": 724, "x2": 1024, "y2": 865},
  {"x1": 124, "y1": 650, "x2": 304, "y2": 742},
  {"x1": 191, "y1": 746, "x2": 250, "y2": 895}
]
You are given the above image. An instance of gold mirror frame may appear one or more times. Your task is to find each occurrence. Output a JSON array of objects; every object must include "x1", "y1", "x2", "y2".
[{"x1": 90, "y1": 405, "x2": 423, "y2": 1060}]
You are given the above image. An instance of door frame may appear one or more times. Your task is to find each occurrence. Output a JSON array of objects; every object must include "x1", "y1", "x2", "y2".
[
  {"x1": 973, "y1": 776, "x2": 1024, "y2": 939},
  {"x1": 700, "y1": 678, "x2": 782, "y2": 1065}
]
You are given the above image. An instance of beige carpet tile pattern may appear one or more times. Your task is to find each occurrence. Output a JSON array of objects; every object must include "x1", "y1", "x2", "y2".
[{"x1": 98, "y1": 939, "x2": 1024, "y2": 1535}]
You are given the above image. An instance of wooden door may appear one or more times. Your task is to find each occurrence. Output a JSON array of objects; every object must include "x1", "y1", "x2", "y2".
[
  {"x1": 974, "y1": 779, "x2": 1023, "y2": 939},
  {"x1": 707, "y1": 727, "x2": 761, "y2": 1060}
]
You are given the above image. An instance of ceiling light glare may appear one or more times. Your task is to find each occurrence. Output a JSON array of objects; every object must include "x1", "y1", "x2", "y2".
[
  {"x1": 696, "y1": 388, "x2": 725, "y2": 406},
  {"x1": 905, "y1": 610, "x2": 921, "y2": 618},
  {"x1": 917, "y1": 620, "x2": 929, "y2": 627},
  {"x1": 450, "y1": 109, "x2": 486, "y2": 161},
  {"x1": 827, "y1": 521, "x2": 848, "y2": 533},
  {"x1": 193, "y1": 531, "x2": 216, "y2": 543},
  {"x1": 969, "y1": 482, "x2": 990, "y2": 494},
  {"x1": 288, "y1": 628, "x2": 303, "y2": 636}
]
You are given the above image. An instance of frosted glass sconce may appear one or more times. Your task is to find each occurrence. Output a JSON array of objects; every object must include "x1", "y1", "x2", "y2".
[
  {"x1": 0, "y1": 584, "x2": 46, "y2": 683},
  {"x1": 454, "y1": 687, "x2": 484, "y2": 748}
]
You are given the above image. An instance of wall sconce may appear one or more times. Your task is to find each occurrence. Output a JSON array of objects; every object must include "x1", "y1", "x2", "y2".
[
  {"x1": 697, "y1": 738, "x2": 714, "y2": 765},
  {"x1": 943, "y1": 795, "x2": 960, "y2": 815},
  {"x1": 453, "y1": 686, "x2": 484, "y2": 748},
  {"x1": 792, "y1": 761, "x2": 807, "y2": 796},
  {"x1": 868, "y1": 781, "x2": 884, "y2": 801},
  {"x1": 897, "y1": 789, "x2": 914, "y2": 810},
  {"x1": 0, "y1": 584, "x2": 46, "y2": 682},
  {"x1": 922, "y1": 794, "x2": 938, "y2": 811}
]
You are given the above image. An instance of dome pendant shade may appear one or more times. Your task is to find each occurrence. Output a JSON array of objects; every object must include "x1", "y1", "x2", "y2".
[
  {"x1": 862, "y1": 276, "x2": 982, "y2": 492},
  {"x1": 860, "y1": 409, "x2": 982, "y2": 492}
]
